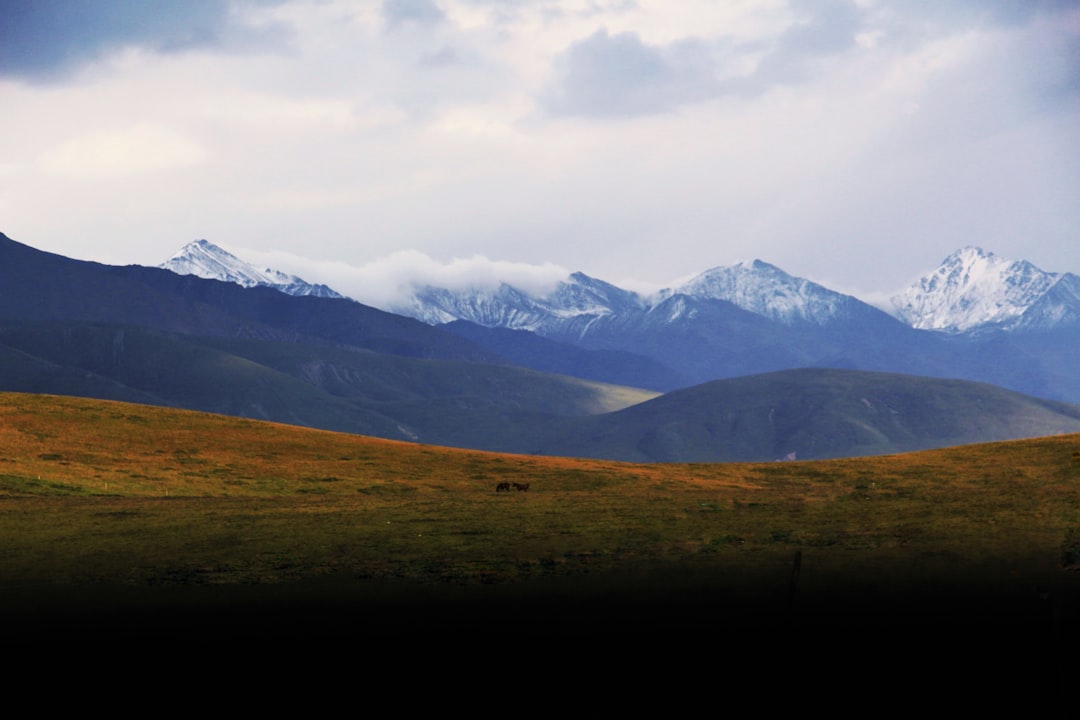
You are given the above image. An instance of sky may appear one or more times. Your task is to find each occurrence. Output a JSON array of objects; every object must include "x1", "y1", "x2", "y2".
[{"x1": 1, "y1": 0, "x2": 1078, "y2": 310}]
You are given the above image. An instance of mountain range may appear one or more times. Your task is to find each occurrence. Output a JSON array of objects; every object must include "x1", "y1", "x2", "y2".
[
  {"x1": 163, "y1": 240, "x2": 1080, "y2": 398},
  {"x1": 1, "y1": 230, "x2": 1078, "y2": 463},
  {"x1": 162, "y1": 238, "x2": 1080, "y2": 337},
  {"x1": 381, "y1": 245, "x2": 1080, "y2": 338}
]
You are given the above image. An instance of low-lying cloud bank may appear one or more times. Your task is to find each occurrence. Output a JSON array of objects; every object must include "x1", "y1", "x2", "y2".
[{"x1": 235, "y1": 245, "x2": 574, "y2": 310}]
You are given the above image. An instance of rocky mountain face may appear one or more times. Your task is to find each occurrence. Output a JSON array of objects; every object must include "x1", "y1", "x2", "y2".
[
  {"x1": 661, "y1": 260, "x2": 867, "y2": 326},
  {"x1": 395, "y1": 271, "x2": 646, "y2": 337},
  {"x1": 889, "y1": 246, "x2": 1080, "y2": 333},
  {"x1": 161, "y1": 239, "x2": 344, "y2": 299},
  {"x1": 394, "y1": 259, "x2": 885, "y2": 336}
]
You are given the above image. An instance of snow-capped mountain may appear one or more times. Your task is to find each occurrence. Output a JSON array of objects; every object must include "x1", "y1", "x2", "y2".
[
  {"x1": 393, "y1": 272, "x2": 646, "y2": 335},
  {"x1": 660, "y1": 259, "x2": 874, "y2": 326},
  {"x1": 395, "y1": 259, "x2": 885, "y2": 335},
  {"x1": 140, "y1": 239, "x2": 1080, "y2": 401},
  {"x1": 889, "y1": 247, "x2": 1078, "y2": 333},
  {"x1": 160, "y1": 239, "x2": 344, "y2": 299},
  {"x1": 158, "y1": 240, "x2": 1079, "y2": 339}
]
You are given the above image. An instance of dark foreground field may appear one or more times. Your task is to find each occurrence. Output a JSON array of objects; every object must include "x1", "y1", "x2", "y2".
[
  {"x1": 8, "y1": 550, "x2": 1076, "y2": 638},
  {"x1": 2, "y1": 393, "x2": 1079, "y2": 688},
  {"x1": 7, "y1": 552, "x2": 1078, "y2": 694}
]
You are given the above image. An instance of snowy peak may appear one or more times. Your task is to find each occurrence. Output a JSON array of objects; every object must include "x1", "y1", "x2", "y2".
[
  {"x1": 400, "y1": 282, "x2": 551, "y2": 329},
  {"x1": 395, "y1": 272, "x2": 645, "y2": 331},
  {"x1": 662, "y1": 259, "x2": 864, "y2": 326},
  {"x1": 160, "y1": 239, "x2": 344, "y2": 299},
  {"x1": 156, "y1": 241, "x2": 1077, "y2": 337},
  {"x1": 1017, "y1": 273, "x2": 1080, "y2": 330},
  {"x1": 547, "y1": 272, "x2": 645, "y2": 317},
  {"x1": 889, "y1": 247, "x2": 1062, "y2": 332},
  {"x1": 393, "y1": 258, "x2": 884, "y2": 337}
]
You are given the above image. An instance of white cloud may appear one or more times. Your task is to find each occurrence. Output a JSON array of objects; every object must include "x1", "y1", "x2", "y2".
[
  {"x1": 231, "y1": 245, "x2": 570, "y2": 309},
  {"x1": 37, "y1": 124, "x2": 209, "y2": 179},
  {"x1": 1, "y1": 0, "x2": 1077, "y2": 299},
  {"x1": 382, "y1": 0, "x2": 448, "y2": 28}
]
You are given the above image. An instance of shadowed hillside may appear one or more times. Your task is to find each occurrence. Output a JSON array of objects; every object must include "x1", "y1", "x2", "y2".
[
  {"x1": 0, "y1": 232, "x2": 658, "y2": 444},
  {"x1": 520, "y1": 368, "x2": 1080, "y2": 462}
]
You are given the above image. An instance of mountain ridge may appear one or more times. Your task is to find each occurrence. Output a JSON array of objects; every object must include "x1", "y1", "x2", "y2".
[
  {"x1": 161, "y1": 239, "x2": 344, "y2": 299},
  {"x1": 889, "y1": 246, "x2": 1075, "y2": 333},
  {"x1": 4, "y1": 230, "x2": 1080, "y2": 462},
  {"x1": 154, "y1": 239, "x2": 1080, "y2": 338},
  {"x1": 147, "y1": 237, "x2": 1080, "y2": 403}
]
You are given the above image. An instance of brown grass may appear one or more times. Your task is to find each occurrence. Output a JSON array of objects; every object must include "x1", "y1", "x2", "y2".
[{"x1": 2, "y1": 391, "x2": 1079, "y2": 637}]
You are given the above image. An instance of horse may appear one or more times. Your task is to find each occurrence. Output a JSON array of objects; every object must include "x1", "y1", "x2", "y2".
[
  {"x1": 496, "y1": 482, "x2": 511, "y2": 492},
  {"x1": 512, "y1": 482, "x2": 530, "y2": 492}
]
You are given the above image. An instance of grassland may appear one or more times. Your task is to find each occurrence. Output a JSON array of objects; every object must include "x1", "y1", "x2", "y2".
[{"x1": 2, "y1": 391, "x2": 1080, "y2": 648}]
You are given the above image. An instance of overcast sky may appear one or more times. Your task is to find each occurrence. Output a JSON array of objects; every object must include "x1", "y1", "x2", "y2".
[{"x1": 2, "y1": 0, "x2": 1078, "y2": 308}]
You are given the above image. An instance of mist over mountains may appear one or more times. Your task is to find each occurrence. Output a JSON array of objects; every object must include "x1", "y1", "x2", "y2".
[
  {"x1": 160, "y1": 239, "x2": 1080, "y2": 400},
  {"x1": 2, "y1": 229, "x2": 1078, "y2": 463},
  {"x1": 164, "y1": 239, "x2": 1080, "y2": 339}
]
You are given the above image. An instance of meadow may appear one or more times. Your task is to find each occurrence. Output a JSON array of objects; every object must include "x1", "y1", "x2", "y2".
[{"x1": 2, "y1": 391, "x2": 1079, "y2": 645}]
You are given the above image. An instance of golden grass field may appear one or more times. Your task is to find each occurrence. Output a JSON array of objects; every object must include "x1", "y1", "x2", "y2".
[{"x1": 3, "y1": 390, "x2": 1080, "y2": 649}]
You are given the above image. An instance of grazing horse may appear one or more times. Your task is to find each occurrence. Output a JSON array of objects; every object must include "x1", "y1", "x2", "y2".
[
  {"x1": 512, "y1": 482, "x2": 530, "y2": 492},
  {"x1": 496, "y1": 482, "x2": 511, "y2": 492}
]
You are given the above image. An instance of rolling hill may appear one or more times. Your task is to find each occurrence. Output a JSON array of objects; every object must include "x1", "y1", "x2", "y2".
[{"x1": 521, "y1": 368, "x2": 1080, "y2": 462}]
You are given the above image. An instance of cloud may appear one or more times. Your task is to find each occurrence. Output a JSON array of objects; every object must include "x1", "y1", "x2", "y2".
[
  {"x1": 745, "y1": 0, "x2": 864, "y2": 88},
  {"x1": 232, "y1": 245, "x2": 571, "y2": 310},
  {"x1": 38, "y1": 125, "x2": 209, "y2": 179},
  {"x1": 0, "y1": 0, "x2": 290, "y2": 82},
  {"x1": 3, "y1": 0, "x2": 1078, "y2": 304},
  {"x1": 382, "y1": 0, "x2": 447, "y2": 29},
  {"x1": 540, "y1": 0, "x2": 1080, "y2": 118},
  {"x1": 878, "y1": 0, "x2": 1078, "y2": 34},
  {"x1": 542, "y1": 2, "x2": 870, "y2": 117},
  {"x1": 543, "y1": 29, "x2": 720, "y2": 116}
]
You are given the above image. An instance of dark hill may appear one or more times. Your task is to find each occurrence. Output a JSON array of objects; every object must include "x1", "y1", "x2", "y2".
[
  {"x1": 0, "y1": 232, "x2": 656, "y2": 443},
  {"x1": 0, "y1": 232, "x2": 492, "y2": 361},
  {"x1": 522, "y1": 368, "x2": 1080, "y2": 462},
  {"x1": 440, "y1": 319, "x2": 690, "y2": 390}
]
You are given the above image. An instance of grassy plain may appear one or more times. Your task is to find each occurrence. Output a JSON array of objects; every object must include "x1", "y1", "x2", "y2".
[{"x1": 2, "y1": 391, "x2": 1079, "y2": 649}]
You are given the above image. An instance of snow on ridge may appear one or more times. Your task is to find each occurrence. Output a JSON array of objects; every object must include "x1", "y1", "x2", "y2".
[
  {"x1": 663, "y1": 259, "x2": 851, "y2": 325},
  {"x1": 400, "y1": 274, "x2": 628, "y2": 330},
  {"x1": 889, "y1": 246, "x2": 1059, "y2": 332},
  {"x1": 156, "y1": 241, "x2": 1076, "y2": 335},
  {"x1": 161, "y1": 239, "x2": 344, "y2": 299},
  {"x1": 401, "y1": 257, "x2": 870, "y2": 330}
]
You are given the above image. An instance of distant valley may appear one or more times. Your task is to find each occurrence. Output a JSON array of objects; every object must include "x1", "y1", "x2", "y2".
[{"x1": 1, "y1": 230, "x2": 1079, "y2": 463}]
